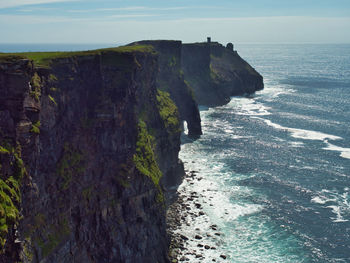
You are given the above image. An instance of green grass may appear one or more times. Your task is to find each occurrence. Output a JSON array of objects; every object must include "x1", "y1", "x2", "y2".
[
  {"x1": 0, "y1": 54, "x2": 25, "y2": 63},
  {"x1": 48, "y1": 95, "x2": 57, "y2": 106},
  {"x1": 133, "y1": 121, "x2": 164, "y2": 203},
  {"x1": 29, "y1": 72, "x2": 42, "y2": 102},
  {"x1": 0, "y1": 45, "x2": 155, "y2": 67},
  {"x1": 156, "y1": 90, "x2": 180, "y2": 134},
  {"x1": 48, "y1": 74, "x2": 58, "y2": 82},
  {"x1": 0, "y1": 146, "x2": 9, "y2": 154},
  {"x1": 30, "y1": 121, "x2": 40, "y2": 134},
  {"x1": 0, "y1": 143, "x2": 26, "y2": 251},
  {"x1": 31, "y1": 72, "x2": 41, "y2": 88}
]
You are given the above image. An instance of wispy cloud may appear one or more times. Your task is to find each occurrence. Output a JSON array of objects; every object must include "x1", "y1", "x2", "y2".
[
  {"x1": 0, "y1": 13, "x2": 160, "y2": 24},
  {"x1": 109, "y1": 14, "x2": 160, "y2": 18},
  {"x1": 0, "y1": 14, "x2": 83, "y2": 23},
  {"x1": 18, "y1": 7, "x2": 59, "y2": 12},
  {"x1": 67, "y1": 6, "x2": 192, "y2": 13},
  {"x1": 1, "y1": 14, "x2": 349, "y2": 44},
  {"x1": 0, "y1": 0, "x2": 79, "y2": 9}
]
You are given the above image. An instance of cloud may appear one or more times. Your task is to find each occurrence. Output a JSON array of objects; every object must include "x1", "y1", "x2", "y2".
[
  {"x1": 109, "y1": 14, "x2": 160, "y2": 18},
  {"x1": 1, "y1": 15, "x2": 349, "y2": 44},
  {"x1": 0, "y1": 0, "x2": 79, "y2": 9},
  {"x1": 67, "y1": 6, "x2": 190, "y2": 13},
  {"x1": 0, "y1": 13, "x2": 160, "y2": 24},
  {"x1": 0, "y1": 14, "x2": 86, "y2": 23},
  {"x1": 18, "y1": 7, "x2": 58, "y2": 12}
]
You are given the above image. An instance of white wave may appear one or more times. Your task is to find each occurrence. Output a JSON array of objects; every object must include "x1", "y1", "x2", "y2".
[
  {"x1": 311, "y1": 195, "x2": 336, "y2": 205},
  {"x1": 257, "y1": 84, "x2": 296, "y2": 100},
  {"x1": 182, "y1": 120, "x2": 189, "y2": 135},
  {"x1": 289, "y1": 141, "x2": 304, "y2": 147},
  {"x1": 326, "y1": 205, "x2": 349, "y2": 223},
  {"x1": 228, "y1": 97, "x2": 271, "y2": 116},
  {"x1": 311, "y1": 196, "x2": 327, "y2": 205},
  {"x1": 323, "y1": 141, "x2": 350, "y2": 160},
  {"x1": 229, "y1": 134, "x2": 253, "y2": 139},
  {"x1": 257, "y1": 118, "x2": 342, "y2": 141},
  {"x1": 311, "y1": 189, "x2": 350, "y2": 223},
  {"x1": 208, "y1": 191, "x2": 262, "y2": 221}
]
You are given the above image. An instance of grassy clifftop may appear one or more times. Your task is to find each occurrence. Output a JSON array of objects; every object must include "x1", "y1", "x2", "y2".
[{"x1": 0, "y1": 45, "x2": 155, "y2": 67}]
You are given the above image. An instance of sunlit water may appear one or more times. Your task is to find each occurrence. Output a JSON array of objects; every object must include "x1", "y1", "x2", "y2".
[{"x1": 179, "y1": 44, "x2": 350, "y2": 262}]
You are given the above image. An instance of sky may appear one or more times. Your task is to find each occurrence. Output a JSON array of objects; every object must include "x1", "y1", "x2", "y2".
[{"x1": 0, "y1": 0, "x2": 350, "y2": 44}]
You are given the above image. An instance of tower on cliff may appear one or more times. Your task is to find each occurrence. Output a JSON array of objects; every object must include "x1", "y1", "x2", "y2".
[
  {"x1": 226, "y1": 42, "x2": 234, "y2": 51},
  {"x1": 207, "y1": 37, "x2": 211, "y2": 43}
]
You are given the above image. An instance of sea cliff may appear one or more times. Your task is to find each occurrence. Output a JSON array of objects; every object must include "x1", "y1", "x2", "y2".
[
  {"x1": 182, "y1": 42, "x2": 263, "y2": 106},
  {"x1": 0, "y1": 40, "x2": 263, "y2": 262}
]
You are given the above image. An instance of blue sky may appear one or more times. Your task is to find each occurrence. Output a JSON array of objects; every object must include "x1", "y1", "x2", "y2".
[{"x1": 0, "y1": 0, "x2": 350, "y2": 44}]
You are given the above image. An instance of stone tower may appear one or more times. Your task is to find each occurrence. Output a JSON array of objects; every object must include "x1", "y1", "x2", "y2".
[{"x1": 226, "y1": 42, "x2": 234, "y2": 51}]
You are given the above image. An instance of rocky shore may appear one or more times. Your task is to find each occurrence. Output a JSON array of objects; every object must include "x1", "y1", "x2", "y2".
[{"x1": 167, "y1": 168, "x2": 229, "y2": 262}]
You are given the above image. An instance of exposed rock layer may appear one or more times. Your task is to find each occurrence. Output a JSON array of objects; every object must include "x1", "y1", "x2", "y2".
[
  {"x1": 0, "y1": 40, "x2": 263, "y2": 262},
  {"x1": 182, "y1": 42, "x2": 264, "y2": 106},
  {"x1": 130, "y1": 40, "x2": 202, "y2": 138},
  {"x1": 0, "y1": 47, "x2": 179, "y2": 263}
]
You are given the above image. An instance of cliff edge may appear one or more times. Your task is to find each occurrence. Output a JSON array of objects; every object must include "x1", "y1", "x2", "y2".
[
  {"x1": 129, "y1": 40, "x2": 202, "y2": 139},
  {"x1": 182, "y1": 41, "x2": 263, "y2": 106}
]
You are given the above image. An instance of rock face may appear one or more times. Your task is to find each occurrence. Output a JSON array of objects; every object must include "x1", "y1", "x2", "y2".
[
  {"x1": 130, "y1": 40, "x2": 202, "y2": 139},
  {"x1": 0, "y1": 40, "x2": 264, "y2": 263},
  {"x1": 182, "y1": 42, "x2": 264, "y2": 106},
  {"x1": 0, "y1": 46, "x2": 180, "y2": 263}
]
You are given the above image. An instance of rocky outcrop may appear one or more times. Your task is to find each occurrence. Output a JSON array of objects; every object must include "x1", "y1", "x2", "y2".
[
  {"x1": 182, "y1": 42, "x2": 264, "y2": 106},
  {"x1": 130, "y1": 40, "x2": 202, "y2": 138},
  {"x1": 0, "y1": 46, "x2": 181, "y2": 263}
]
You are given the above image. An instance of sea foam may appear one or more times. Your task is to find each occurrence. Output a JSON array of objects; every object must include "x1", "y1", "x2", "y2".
[
  {"x1": 258, "y1": 118, "x2": 342, "y2": 141},
  {"x1": 323, "y1": 141, "x2": 350, "y2": 160}
]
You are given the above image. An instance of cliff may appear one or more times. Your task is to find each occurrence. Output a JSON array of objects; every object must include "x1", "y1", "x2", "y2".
[
  {"x1": 129, "y1": 40, "x2": 202, "y2": 139},
  {"x1": 0, "y1": 40, "x2": 264, "y2": 263},
  {"x1": 182, "y1": 42, "x2": 264, "y2": 106},
  {"x1": 0, "y1": 46, "x2": 181, "y2": 262}
]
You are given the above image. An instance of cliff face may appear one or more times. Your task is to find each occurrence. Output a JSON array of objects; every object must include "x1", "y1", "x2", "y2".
[
  {"x1": 0, "y1": 40, "x2": 264, "y2": 263},
  {"x1": 130, "y1": 40, "x2": 202, "y2": 139},
  {"x1": 0, "y1": 47, "x2": 180, "y2": 263},
  {"x1": 182, "y1": 42, "x2": 264, "y2": 106}
]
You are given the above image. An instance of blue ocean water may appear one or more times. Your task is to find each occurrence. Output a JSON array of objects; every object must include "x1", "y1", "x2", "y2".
[{"x1": 179, "y1": 44, "x2": 350, "y2": 262}]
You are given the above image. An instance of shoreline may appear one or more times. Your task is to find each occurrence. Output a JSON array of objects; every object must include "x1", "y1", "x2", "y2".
[{"x1": 166, "y1": 168, "x2": 228, "y2": 262}]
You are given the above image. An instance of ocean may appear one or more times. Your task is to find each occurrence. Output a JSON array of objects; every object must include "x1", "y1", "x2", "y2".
[{"x1": 178, "y1": 44, "x2": 350, "y2": 262}]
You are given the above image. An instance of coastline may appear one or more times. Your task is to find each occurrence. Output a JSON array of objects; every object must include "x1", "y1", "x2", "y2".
[{"x1": 167, "y1": 168, "x2": 228, "y2": 262}]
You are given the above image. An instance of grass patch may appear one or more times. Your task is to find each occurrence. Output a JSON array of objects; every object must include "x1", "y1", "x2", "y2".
[
  {"x1": 133, "y1": 121, "x2": 164, "y2": 203},
  {"x1": 48, "y1": 74, "x2": 58, "y2": 83},
  {"x1": 0, "y1": 143, "x2": 26, "y2": 251},
  {"x1": 0, "y1": 146, "x2": 9, "y2": 154},
  {"x1": 31, "y1": 72, "x2": 41, "y2": 88},
  {"x1": 30, "y1": 72, "x2": 41, "y2": 102},
  {"x1": 30, "y1": 121, "x2": 40, "y2": 134},
  {"x1": 48, "y1": 95, "x2": 57, "y2": 106},
  {"x1": 168, "y1": 56, "x2": 177, "y2": 67},
  {"x1": 0, "y1": 45, "x2": 154, "y2": 67},
  {"x1": 156, "y1": 90, "x2": 180, "y2": 134}
]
